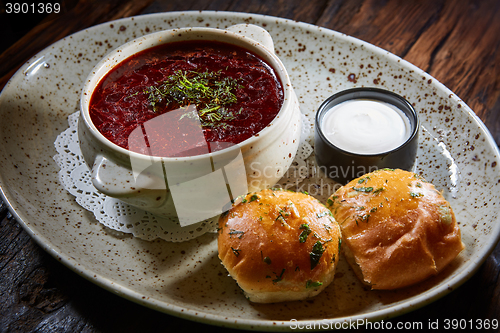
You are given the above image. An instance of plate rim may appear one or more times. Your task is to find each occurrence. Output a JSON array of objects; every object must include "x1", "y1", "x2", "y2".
[{"x1": 1, "y1": 9, "x2": 500, "y2": 331}]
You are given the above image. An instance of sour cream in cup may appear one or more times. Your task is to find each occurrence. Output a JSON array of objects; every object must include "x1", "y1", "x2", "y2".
[
  {"x1": 321, "y1": 99, "x2": 412, "y2": 155},
  {"x1": 314, "y1": 88, "x2": 419, "y2": 184}
]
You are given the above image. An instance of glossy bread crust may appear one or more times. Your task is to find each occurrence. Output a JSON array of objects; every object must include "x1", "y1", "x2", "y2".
[
  {"x1": 327, "y1": 169, "x2": 465, "y2": 290},
  {"x1": 218, "y1": 189, "x2": 342, "y2": 303}
]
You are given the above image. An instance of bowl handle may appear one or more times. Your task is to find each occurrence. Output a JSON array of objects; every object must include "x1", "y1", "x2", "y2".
[
  {"x1": 91, "y1": 154, "x2": 168, "y2": 208},
  {"x1": 226, "y1": 24, "x2": 275, "y2": 52}
]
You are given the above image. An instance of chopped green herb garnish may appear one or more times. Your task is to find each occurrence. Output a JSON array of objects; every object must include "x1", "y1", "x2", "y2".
[
  {"x1": 139, "y1": 69, "x2": 243, "y2": 127},
  {"x1": 373, "y1": 187, "x2": 385, "y2": 195},
  {"x1": 439, "y1": 205, "x2": 453, "y2": 225},
  {"x1": 310, "y1": 241, "x2": 325, "y2": 270},
  {"x1": 410, "y1": 192, "x2": 424, "y2": 198},
  {"x1": 352, "y1": 186, "x2": 374, "y2": 193},
  {"x1": 276, "y1": 208, "x2": 291, "y2": 226},
  {"x1": 260, "y1": 251, "x2": 272, "y2": 264},
  {"x1": 306, "y1": 280, "x2": 323, "y2": 288},
  {"x1": 358, "y1": 176, "x2": 371, "y2": 184},
  {"x1": 316, "y1": 211, "x2": 331, "y2": 218},
  {"x1": 272, "y1": 269, "x2": 285, "y2": 284},
  {"x1": 327, "y1": 198, "x2": 334, "y2": 206},
  {"x1": 355, "y1": 214, "x2": 370, "y2": 225},
  {"x1": 263, "y1": 256, "x2": 272, "y2": 265},
  {"x1": 231, "y1": 247, "x2": 241, "y2": 257},
  {"x1": 299, "y1": 223, "x2": 312, "y2": 243},
  {"x1": 249, "y1": 194, "x2": 259, "y2": 202},
  {"x1": 229, "y1": 229, "x2": 245, "y2": 239},
  {"x1": 276, "y1": 212, "x2": 286, "y2": 223}
]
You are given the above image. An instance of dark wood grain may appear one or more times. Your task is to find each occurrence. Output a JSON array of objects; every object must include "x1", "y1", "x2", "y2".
[
  {"x1": 1, "y1": 0, "x2": 499, "y2": 332},
  {"x1": 0, "y1": 0, "x2": 155, "y2": 90}
]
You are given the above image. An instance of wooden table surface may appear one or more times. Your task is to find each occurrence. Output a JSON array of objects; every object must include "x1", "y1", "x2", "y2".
[{"x1": 1, "y1": 0, "x2": 499, "y2": 332}]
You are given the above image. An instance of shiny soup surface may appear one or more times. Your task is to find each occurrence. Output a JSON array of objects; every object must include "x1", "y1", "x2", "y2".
[{"x1": 89, "y1": 40, "x2": 284, "y2": 157}]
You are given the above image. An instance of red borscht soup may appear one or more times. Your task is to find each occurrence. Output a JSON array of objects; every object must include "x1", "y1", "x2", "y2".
[{"x1": 89, "y1": 40, "x2": 284, "y2": 157}]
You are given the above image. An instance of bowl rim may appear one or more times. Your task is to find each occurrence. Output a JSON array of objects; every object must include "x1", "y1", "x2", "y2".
[
  {"x1": 315, "y1": 87, "x2": 420, "y2": 157},
  {"x1": 79, "y1": 26, "x2": 295, "y2": 162}
]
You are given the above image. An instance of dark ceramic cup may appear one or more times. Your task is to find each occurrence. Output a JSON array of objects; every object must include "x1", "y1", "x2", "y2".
[{"x1": 314, "y1": 87, "x2": 419, "y2": 184}]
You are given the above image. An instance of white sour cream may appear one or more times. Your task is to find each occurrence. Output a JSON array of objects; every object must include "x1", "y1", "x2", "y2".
[{"x1": 321, "y1": 99, "x2": 411, "y2": 154}]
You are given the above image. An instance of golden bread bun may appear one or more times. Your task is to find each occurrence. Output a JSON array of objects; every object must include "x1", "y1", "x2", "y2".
[
  {"x1": 218, "y1": 188, "x2": 342, "y2": 303},
  {"x1": 327, "y1": 169, "x2": 464, "y2": 290}
]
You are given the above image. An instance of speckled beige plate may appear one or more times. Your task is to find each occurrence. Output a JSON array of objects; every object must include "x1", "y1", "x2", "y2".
[{"x1": 1, "y1": 11, "x2": 499, "y2": 331}]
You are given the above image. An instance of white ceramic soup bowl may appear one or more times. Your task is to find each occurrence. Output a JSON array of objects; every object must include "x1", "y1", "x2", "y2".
[{"x1": 78, "y1": 24, "x2": 302, "y2": 226}]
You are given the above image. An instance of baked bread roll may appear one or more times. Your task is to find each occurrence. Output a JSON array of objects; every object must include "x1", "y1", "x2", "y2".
[
  {"x1": 327, "y1": 169, "x2": 464, "y2": 290},
  {"x1": 218, "y1": 188, "x2": 342, "y2": 303}
]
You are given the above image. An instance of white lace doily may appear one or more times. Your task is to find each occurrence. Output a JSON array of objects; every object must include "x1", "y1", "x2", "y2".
[{"x1": 53, "y1": 112, "x2": 313, "y2": 242}]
